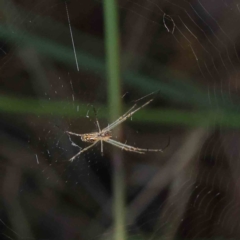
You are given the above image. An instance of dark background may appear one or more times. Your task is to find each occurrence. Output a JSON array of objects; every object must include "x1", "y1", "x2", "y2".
[{"x1": 1, "y1": 0, "x2": 240, "y2": 239}]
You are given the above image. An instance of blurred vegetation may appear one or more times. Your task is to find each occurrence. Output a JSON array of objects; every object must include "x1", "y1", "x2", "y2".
[
  {"x1": 1, "y1": 95, "x2": 240, "y2": 128},
  {"x1": 0, "y1": 21, "x2": 240, "y2": 127},
  {"x1": 1, "y1": 1, "x2": 240, "y2": 240}
]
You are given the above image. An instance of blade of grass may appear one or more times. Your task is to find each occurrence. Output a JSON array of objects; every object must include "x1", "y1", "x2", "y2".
[
  {"x1": 1, "y1": 95, "x2": 240, "y2": 129},
  {"x1": 103, "y1": 1, "x2": 126, "y2": 240}
]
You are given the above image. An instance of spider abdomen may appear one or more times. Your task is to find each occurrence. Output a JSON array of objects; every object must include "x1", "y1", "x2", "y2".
[{"x1": 81, "y1": 131, "x2": 112, "y2": 143}]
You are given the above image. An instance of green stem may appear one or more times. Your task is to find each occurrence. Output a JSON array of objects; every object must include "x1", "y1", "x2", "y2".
[{"x1": 103, "y1": 1, "x2": 126, "y2": 240}]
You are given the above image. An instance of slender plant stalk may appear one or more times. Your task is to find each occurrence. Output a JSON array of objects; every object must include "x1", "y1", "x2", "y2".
[{"x1": 103, "y1": 1, "x2": 126, "y2": 240}]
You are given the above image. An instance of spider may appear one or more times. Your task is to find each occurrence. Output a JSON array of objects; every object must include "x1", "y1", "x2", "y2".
[{"x1": 66, "y1": 99, "x2": 168, "y2": 161}]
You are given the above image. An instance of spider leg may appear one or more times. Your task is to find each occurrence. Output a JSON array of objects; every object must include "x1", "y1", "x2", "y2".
[
  {"x1": 105, "y1": 139, "x2": 145, "y2": 154},
  {"x1": 101, "y1": 140, "x2": 103, "y2": 156},
  {"x1": 106, "y1": 138, "x2": 166, "y2": 153},
  {"x1": 103, "y1": 104, "x2": 137, "y2": 131},
  {"x1": 69, "y1": 141, "x2": 98, "y2": 162},
  {"x1": 65, "y1": 131, "x2": 84, "y2": 137},
  {"x1": 103, "y1": 99, "x2": 153, "y2": 131},
  {"x1": 92, "y1": 106, "x2": 101, "y2": 132}
]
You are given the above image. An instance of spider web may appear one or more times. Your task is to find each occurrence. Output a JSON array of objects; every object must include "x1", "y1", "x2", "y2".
[{"x1": 0, "y1": 0, "x2": 240, "y2": 240}]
